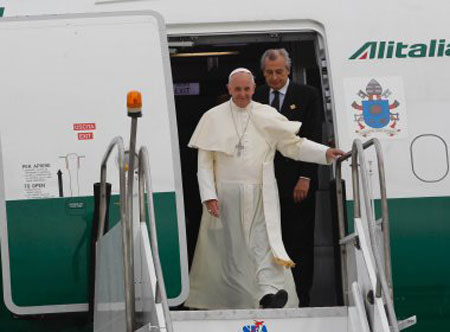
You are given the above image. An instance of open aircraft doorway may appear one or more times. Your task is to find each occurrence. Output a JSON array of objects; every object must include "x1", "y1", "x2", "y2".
[{"x1": 168, "y1": 32, "x2": 341, "y2": 307}]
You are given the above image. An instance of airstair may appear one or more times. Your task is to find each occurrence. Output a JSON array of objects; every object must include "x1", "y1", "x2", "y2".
[{"x1": 93, "y1": 97, "x2": 416, "y2": 332}]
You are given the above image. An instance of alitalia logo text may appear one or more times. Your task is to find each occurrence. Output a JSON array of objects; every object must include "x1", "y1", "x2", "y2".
[{"x1": 350, "y1": 39, "x2": 450, "y2": 60}]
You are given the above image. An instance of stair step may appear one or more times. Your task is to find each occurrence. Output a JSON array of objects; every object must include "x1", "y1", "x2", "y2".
[{"x1": 170, "y1": 307, "x2": 348, "y2": 332}]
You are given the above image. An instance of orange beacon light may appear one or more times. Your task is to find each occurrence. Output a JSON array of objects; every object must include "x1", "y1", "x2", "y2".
[{"x1": 127, "y1": 90, "x2": 142, "y2": 117}]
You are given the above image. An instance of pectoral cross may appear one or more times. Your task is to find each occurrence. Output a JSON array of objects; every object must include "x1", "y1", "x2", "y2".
[{"x1": 236, "y1": 141, "x2": 244, "y2": 157}]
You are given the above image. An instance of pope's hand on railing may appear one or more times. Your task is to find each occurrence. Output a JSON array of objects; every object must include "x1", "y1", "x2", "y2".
[{"x1": 326, "y1": 148, "x2": 346, "y2": 163}]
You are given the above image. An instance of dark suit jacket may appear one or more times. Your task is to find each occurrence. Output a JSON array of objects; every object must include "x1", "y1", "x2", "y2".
[{"x1": 254, "y1": 82, "x2": 323, "y2": 198}]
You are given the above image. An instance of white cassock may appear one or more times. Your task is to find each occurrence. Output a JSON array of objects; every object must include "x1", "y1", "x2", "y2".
[{"x1": 185, "y1": 100, "x2": 330, "y2": 309}]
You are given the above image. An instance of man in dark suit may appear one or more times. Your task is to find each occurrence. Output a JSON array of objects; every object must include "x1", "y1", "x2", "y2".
[{"x1": 253, "y1": 48, "x2": 323, "y2": 307}]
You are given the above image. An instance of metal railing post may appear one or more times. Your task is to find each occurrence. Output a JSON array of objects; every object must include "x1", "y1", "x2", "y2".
[
  {"x1": 96, "y1": 135, "x2": 135, "y2": 332},
  {"x1": 335, "y1": 154, "x2": 350, "y2": 306},
  {"x1": 138, "y1": 147, "x2": 174, "y2": 332},
  {"x1": 123, "y1": 90, "x2": 142, "y2": 332},
  {"x1": 97, "y1": 137, "x2": 126, "y2": 241},
  {"x1": 373, "y1": 139, "x2": 393, "y2": 299}
]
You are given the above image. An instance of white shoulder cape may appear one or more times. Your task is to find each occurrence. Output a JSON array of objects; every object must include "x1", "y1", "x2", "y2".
[{"x1": 188, "y1": 100, "x2": 302, "y2": 154}]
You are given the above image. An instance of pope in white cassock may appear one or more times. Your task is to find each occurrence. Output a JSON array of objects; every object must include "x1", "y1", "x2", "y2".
[{"x1": 185, "y1": 68, "x2": 344, "y2": 309}]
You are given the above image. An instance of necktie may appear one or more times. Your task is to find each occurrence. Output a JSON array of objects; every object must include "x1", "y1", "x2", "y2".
[{"x1": 271, "y1": 90, "x2": 280, "y2": 112}]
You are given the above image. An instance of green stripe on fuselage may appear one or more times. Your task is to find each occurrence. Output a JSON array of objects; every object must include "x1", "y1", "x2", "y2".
[{"x1": 2, "y1": 192, "x2": 181, "y2": 308}]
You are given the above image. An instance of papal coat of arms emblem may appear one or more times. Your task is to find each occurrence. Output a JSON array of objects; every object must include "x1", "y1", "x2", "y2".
[{"x1": 351, "y1": 79, "x2": 401, "y2": 137}]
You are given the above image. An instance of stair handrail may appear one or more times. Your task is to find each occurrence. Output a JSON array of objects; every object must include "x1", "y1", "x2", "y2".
[
  {"x1": 138, "y1": 146, "x2": 174, "y2": 332},
  {"x1": 336, "y1": 138, "x2": 397, "y2": 331},
  {"x1": 335, "y1": 149, "x2": 350, "y2": 306},
  {"x1": 368, "y1": 139, "x2": 393, "y2": 298},
  {"x1": 97, "y1": 136, "x2": 125, "y2": 239},
  {"x1": 352, "y1": 138, "x2": 398, "y2": 332},
  {"x1": 96, "y1": 135, "x2": 135, "y2": 332}
]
